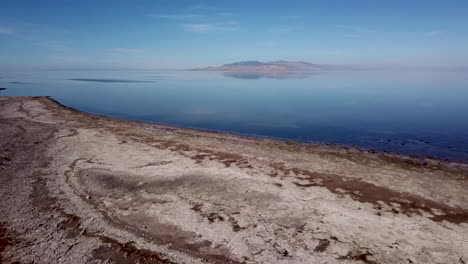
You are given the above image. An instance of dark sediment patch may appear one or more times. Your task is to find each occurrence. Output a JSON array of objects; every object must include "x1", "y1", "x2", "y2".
[
  {"x1": 92, "y1": 238, "x2": 176, "y2": 264},
  {"x1": 58, "y1": 213, "x2": 82, "y2": 239},
  {"x1": 191, "y1": 150, "x2": 245, "y2": 167},
  {"x1": 99, "y1": 213, "x2": 243, "y2": 264},
  {"x1": 314, "y1": 239, "x2": 330, "y2": 252},
  {"x1": 131, "y1": 161, "x2": 172, "y2": 168},
  {"x1": 430, "y1": 213, "x2": 468, "y2": 224},
  {"x1": 270, "y1": 162, "x2": 468, "y2": 224},
  {"x1": 338, "y1": 251, "x2": 377, "y2": 264},
  {"x1": 0, "y1": 223, "x2": 18, "y2": 263},
  {"x1": 189, "y1": 204, "x2": 245, "y2": 232},
  {"x1": 68, "y1": 78, "x2": 155, "y2": 83},
  {"x1": 317, "y1": 147, "x2": 467, "y2": 176},
  {"x1": 115, "y1": 135, "x2": 252, "y2": 170}
]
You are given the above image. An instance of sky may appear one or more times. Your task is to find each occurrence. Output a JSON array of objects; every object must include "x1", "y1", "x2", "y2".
[{"x1": 1, "y1": 0, "x2": 468, "y2": 70}]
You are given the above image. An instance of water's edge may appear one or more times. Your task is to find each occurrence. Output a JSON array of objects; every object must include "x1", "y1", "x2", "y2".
[{"x1": 44, "y1": 95, "x2": 468, "y2": 164}]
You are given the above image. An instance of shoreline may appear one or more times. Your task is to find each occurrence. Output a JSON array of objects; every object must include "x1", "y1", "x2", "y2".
[
  {"x1": 47, "y1": 96, "x2": 468, "y2": 165},
  {"x1": 1, "y1": 96, "x2": 467, "y2": 263}
]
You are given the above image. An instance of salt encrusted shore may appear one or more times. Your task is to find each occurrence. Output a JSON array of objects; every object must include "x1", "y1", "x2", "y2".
[{"x1": 0, "y1": 96, "x2": 467, "y2": 264}]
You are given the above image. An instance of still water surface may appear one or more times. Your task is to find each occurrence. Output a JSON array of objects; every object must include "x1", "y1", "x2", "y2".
[{"x1": 1, "y1": 70, "x2": 467, "y2": 161}]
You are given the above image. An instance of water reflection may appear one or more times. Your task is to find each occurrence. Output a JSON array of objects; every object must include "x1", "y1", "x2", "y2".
[
  {"x1": 0, "y1": 70, "x2": 467, "y2": 161},
  {"x1": 222, "y1": 71, "x2": 315, "y2": 80}
]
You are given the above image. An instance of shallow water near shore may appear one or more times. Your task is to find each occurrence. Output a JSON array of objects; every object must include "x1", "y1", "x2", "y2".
[{"x1": 1, "y1": 69, "x2": 467, "y2": 161}]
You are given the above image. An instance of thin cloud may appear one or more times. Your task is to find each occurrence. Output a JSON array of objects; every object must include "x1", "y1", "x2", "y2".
[
  {"x1": 268, "y1": 26, "x2": 292, "y2": 34},
  {"x1": 216, "y1": 12, "x2": 238, "y2": 17},
  {"x1": 109, "y1": 48, "x2": 145, "y2": 55},
  {"x1": 335, "y1": 24, "x2": 375, "y2": 33},
  {"x1": 187, "y1": 4, "x2": 217, "y2": 11},
  {"x1": 259, "y1": 41, "x2": 276, "y2": 47},
  {"x1": 327, "y1": 50, "x2": 352, "y2": 56},
  {"x1": 48, "y1": 55, "x2": 92, "y2": 64},
  {"x1": 344, "y1": 34, "x2": 360, "y2": 38},
  {"x1": 152, "y1": 14, "x2": 205, "y2": 20},
  {"x1": 278, "y1": 15, "x2": 301, "y2": 19},
  {"x1": 0, "y1": 26, "x2": 13, "y2": 34},
  {"x1": 36, "y1": 40, "x2": 68, "y2": 51},
  {"x1": 181, "y1": 23, "x2": 239, "y2": 33},
  {"x1": 106, "y1": 48, "x2": 147, "y2": 60},
  {"x1": 2, "y1": 22, "x2": 71, "y2": 50},
  {"x1": 181, "y1": 24, "x2": 217, "y2": 33},
  {"x1": 424, "y1": 30, "x2": 443, "y2": 37},
  {"x1": 152, "y1": 12, "x2": 237, "y2": 20},
  {"x1": 20, "y1": 36, "x2": 69, "y2": 51}
]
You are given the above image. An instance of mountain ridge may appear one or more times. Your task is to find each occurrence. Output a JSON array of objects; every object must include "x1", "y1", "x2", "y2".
[{"x1": 193, "y1": 60, "x2": 322, "y2": 71}]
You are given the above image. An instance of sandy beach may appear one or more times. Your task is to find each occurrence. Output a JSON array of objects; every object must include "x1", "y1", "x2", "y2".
[{"x1": 0, "y1": 96, "x2": 467, "y2": 264}]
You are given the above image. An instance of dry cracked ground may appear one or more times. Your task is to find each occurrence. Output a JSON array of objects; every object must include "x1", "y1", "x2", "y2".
[{"x1": 0, "y1": 96, "x2": 467, "y2": 264}]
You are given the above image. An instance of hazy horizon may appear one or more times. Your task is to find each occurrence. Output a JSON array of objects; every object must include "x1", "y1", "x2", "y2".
[{"x1": 1, "y1": 0, "x2": 468, "y2": 70}]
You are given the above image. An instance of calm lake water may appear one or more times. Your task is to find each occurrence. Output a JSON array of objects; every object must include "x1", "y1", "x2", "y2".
[{"x1": 1, "y1": 70, "x2": 467, "y2": 162}]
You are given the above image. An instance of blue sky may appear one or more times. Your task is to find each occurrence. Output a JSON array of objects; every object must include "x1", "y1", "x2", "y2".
[{"x1": 1, "y1": 0, "x2": 468, "y2": 69}]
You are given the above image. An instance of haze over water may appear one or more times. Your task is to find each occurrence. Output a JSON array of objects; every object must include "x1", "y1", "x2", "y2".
[{"x1": 1, "y1": 69, "x2": 467, "y2": 162}]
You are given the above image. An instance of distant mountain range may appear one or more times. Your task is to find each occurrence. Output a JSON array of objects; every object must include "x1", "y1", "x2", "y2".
[{"x1": 192, "y1": 60, "x2": 322, "y2": 71}]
